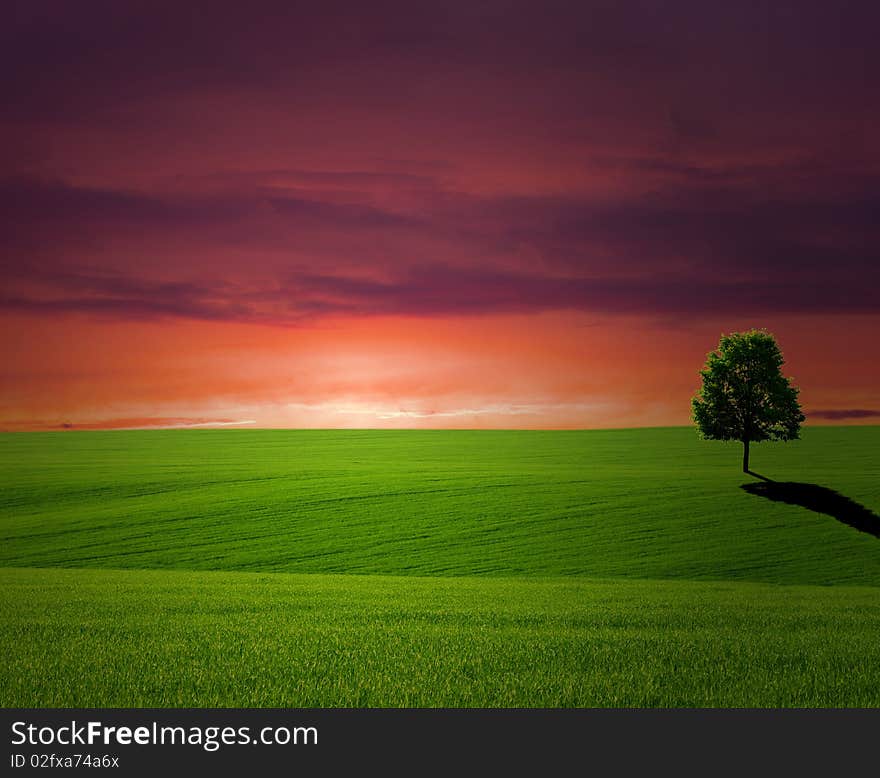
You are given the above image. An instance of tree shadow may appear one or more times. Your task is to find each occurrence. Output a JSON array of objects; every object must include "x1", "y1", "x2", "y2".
[
  {"x1": 741, "y1": 481, "x2": 880, "y2": 538},
  {"x1": 744, "y1": 469, "x2": 774, "y2": 482}
]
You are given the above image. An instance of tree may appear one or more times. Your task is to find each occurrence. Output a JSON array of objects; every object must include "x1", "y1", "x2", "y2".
[{"x1": 692, "y1": 330, "x2": 805, "y2": 473}]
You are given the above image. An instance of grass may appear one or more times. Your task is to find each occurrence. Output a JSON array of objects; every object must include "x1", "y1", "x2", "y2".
[
  {"x1": 1, "y1": 427, "x2": 879, "y2": 583},
  {"x1": 3, "y1": 567, "x2": 880, "y2": 708},
  {"x1": 1, "y1": 426, "x2": 879, "y2": 707}
]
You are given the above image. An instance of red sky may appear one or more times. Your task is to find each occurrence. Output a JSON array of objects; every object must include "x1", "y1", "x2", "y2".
[{"x1": 2, "y1": 1, "x2": 879, "y2": 430}]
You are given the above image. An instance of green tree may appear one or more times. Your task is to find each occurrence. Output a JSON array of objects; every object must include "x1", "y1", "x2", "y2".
[{"x1": 692, "y1": 330, "x2": 805, "y2": 473}]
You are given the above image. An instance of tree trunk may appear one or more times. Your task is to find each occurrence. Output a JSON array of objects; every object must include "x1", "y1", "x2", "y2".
[{"x1": 742, "y1": 438, "x2": 750, "y2": 473}]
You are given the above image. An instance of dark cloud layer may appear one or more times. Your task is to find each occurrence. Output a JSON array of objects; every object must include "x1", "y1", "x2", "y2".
[
  {"x1": 3, "y1": 260, "x2": 877, "y2": 325},
  {"x1": 3, "y1": 168, "x2": 879, "y2": 322},
  {"x1": 809, "y1": 409, "x2": 880, "y2": 420},
  {"x1": 4, "y1": 1, "x2": 878, "y2": 116},
  {"x1": 2, "y1": 1, "x2": 879, "y2": 324}
]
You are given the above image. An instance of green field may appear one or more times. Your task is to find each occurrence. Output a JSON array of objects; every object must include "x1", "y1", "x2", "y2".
[{"x1": 2, "y1": 427, "x2": 879, "y2": 706}]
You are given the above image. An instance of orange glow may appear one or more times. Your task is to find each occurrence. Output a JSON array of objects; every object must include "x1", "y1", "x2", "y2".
[{"x1": 3, "y1": 311, "x2": 878, "y2": 431}]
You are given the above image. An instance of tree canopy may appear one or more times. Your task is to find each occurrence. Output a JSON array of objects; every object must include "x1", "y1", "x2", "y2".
[{"x1": 692, "y1": 330, "x2": 805, "y2": 472}]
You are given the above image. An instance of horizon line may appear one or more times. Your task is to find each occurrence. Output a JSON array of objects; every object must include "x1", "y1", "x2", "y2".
[{"x1": 2, "y1": 422, "x2": 878, "y2": 434}]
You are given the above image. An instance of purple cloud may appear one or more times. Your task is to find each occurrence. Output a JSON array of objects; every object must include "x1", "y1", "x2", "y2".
[
  {"x1": 2, "y1": 261, "x2": 878, "y2": 325},
  {"x1": 2, "y1": 1, "x2": 879, "y2": 326},
  {"x1": 809, "y1": 409, "x2": 880, "y2": 420}
]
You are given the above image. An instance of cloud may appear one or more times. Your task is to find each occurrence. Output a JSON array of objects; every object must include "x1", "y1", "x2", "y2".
[
  {"x1": 373, "y1": 403, "x2": 604, "y2": 420},
  {"x1": 0, "y1": 175, "x2": 419, "y2": 248},
  {"x1": 3, "y1": 0, "x2": 880, "y2": 328},
  {"x1": 4, "y1": 1, "x2": 876, "y2": 123},
  {"x1": 3, "y1": 257, "x2": 879, "y2": 326},
  {"x1": 0, "y1": 418, "x2": 257, "y2": 431},
  {"x1": 289, "y1": 265, "x2": 880, "y2": 318},
  {"x1": 5, "y1": 133, "x2": 880, "y2": 313},
  {"x1": 808, "y1": 409, "x2": 880, "y2": 420},
  {"x1": 283, "y1": 400, "x2": 612, "y2": 422},
  {"x1": 59, "y1": 418, "x2": 256, "y2": 430},
  {"x1": 5, "y1": 162, "x2": 879, "y2": 326}
]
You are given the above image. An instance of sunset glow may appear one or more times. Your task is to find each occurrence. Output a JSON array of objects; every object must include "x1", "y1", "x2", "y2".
[{"x1": 2, "y1": 2, "x2": 878, "y2": 430}]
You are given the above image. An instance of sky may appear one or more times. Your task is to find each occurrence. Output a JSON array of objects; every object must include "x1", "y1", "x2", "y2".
[{"x1": 2, "y1": 0, "x2": 879, "y2": 430}]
